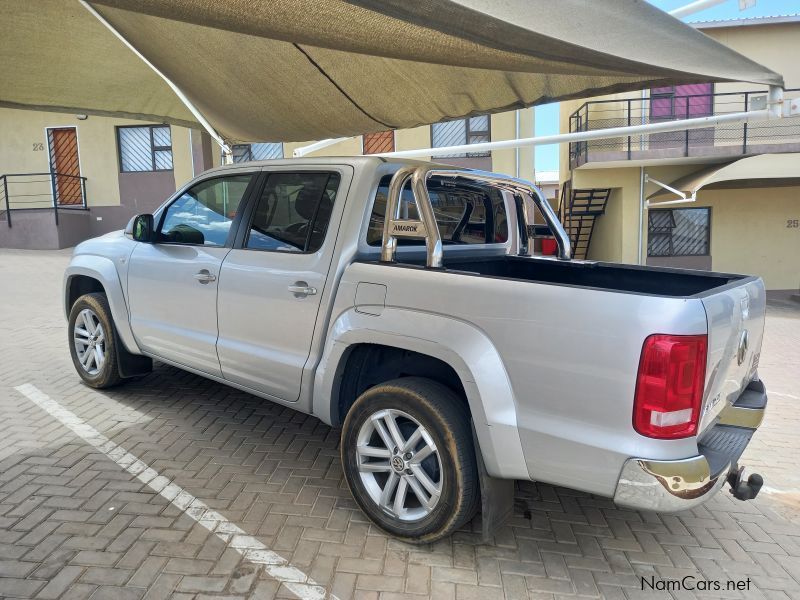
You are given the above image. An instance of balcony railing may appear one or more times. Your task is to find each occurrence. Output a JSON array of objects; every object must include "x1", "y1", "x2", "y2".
[
  {"x1": 568, "y1": 88, "x2": 800, "y2": 168},
  {"x1": 0, "y1": 172, "x2": 88, "y2": 228}
]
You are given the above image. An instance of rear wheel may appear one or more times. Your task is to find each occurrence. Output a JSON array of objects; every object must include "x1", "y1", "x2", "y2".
[
  {"x1": 341, "y1": 377, "x2": 479, "y2": 543},
  {"x1": 68, "y1": 293, "x2": 122, "y2": 388}
]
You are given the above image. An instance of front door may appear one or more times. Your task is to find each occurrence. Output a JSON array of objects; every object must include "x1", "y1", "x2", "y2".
[
  {"x1": 217, "y1": 169, "x2": 346, "y2": 401},
  {"x1": 127, "y1": 173, "x2": 256, "y2": 376},
  {"x1": 47, "y1": 127, "x2": 82, "y2": 205}
]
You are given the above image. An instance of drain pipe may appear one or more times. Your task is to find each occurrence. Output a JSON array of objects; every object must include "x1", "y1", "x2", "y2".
[{"x1": 638, "y1": 167, "x2": 646, "y2": 265}]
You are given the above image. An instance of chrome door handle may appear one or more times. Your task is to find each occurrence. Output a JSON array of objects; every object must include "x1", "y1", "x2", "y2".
[
  {"x1": 288, "y1": 282, "x2": 317, "y2": 297},
  {"x1": 194, "y1": 269, "x2": 217, "y2": 284}
]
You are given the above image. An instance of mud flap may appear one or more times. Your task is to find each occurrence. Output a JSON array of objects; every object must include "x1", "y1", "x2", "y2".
[
  {"x1": 472, "y1": 425, "x2": 514, "y2": 542},
  {"x1": 115, "y1": 335, "x2": 153, "y2": 378}
]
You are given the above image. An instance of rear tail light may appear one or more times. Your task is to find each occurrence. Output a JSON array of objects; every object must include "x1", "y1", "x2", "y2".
[{"x1": 633, "y1": 334, "x2": 707, "y2": 439}]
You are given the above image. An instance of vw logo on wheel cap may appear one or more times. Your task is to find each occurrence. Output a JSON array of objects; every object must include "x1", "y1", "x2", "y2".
[{"x1": 391, "y1": 456, "x2": 405, "y2": 472}]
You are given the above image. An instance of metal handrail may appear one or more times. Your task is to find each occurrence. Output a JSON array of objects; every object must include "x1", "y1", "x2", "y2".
[
  {"x1": 380, "y1": 166, "x2": 571, "y2": 268},
  {"x1": 0, "y1": 172, "x2": 88, "y2": 228},
  {"x1": 570, "y1": 87, "x2": 800, "y2": 115},
  {"x1": 568, "y1": 87, "x2": 800, "y2": 167}
]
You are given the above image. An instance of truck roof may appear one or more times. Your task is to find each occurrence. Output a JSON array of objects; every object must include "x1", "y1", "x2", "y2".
[{"x1": 202, "y1": 155, "x2": 453, "y2": 176}]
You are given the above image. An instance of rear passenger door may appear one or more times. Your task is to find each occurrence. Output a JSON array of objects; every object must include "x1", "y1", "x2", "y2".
[{"x1": 216, "y1": 168, "x2": 349, "y2": 401}]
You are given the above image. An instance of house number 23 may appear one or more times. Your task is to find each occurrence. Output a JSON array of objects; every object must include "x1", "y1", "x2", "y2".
[{"x1": 32, "y1": 143, "x2": 44, "y2": 151}]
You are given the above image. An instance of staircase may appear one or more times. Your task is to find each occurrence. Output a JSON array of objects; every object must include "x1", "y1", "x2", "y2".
[{"x1": 558, "y1": 184, "x2": 611, "y2": 260}]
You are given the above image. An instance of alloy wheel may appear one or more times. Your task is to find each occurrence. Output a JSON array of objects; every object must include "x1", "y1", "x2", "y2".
[
  {"x1": 355, "y1": 408, "x2": 443, "y2": 521},
  {"x1": 73, "y1": 308, "x2": 106, "y2": 376}
]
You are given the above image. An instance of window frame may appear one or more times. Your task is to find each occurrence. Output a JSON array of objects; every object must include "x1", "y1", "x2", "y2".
[
  {"x1": 430, "y1": 116, "x2": 491, "y2": 158},
  {"x1": 235, "y1": 170, "x2": 342, "y2": 255},
  {"x1": 647, "y1": 206, "x2": 711, "y2": 258},
  {"x1": 116, "y1": 124, "x2": 174, "y2": 173},
  {"x1": 154, "y1": 173, "x2": 259, "y2": 248}
]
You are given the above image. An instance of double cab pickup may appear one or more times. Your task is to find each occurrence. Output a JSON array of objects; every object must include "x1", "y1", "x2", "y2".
[{"x1": 64, "y1": 157, "x2": 767, "y2": 542}]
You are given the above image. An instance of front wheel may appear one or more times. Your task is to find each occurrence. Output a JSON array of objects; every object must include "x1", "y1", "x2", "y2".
[
  {"x1": 341, "y1": 377, "x2": 479, "y2": 543},
  {"x1": 68, "y1": 293, "x2": 122, "y2": 389}
]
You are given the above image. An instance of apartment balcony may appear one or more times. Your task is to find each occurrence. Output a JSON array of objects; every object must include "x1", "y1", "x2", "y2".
[{"x1": 568, "y1": 88, "x2": 800, "y2": 169}]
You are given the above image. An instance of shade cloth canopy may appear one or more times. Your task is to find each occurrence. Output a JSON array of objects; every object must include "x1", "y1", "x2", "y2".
[
  {"x1": 0, "y1": 0, "x2": 784, "y2": 143},
  {"x1": 648, "y1": 153, "x2": 800, "y2": 200}
]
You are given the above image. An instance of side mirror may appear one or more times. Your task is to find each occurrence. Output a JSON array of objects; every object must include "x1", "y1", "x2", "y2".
[{"x1": 131, "y1": 214, "x2": 155, "y2": 243}]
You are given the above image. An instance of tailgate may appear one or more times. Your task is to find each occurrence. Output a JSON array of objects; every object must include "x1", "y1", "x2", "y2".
[{"x1": 698, "y1": 277, "x2": 766, "y2": 433}]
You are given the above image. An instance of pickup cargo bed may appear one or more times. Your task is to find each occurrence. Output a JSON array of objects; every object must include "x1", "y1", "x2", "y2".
[{"x1": 395, "y1": 255, "x2": 749, "y2": 297}]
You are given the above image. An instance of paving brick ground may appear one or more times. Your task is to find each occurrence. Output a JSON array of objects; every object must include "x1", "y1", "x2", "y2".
[{"x1": 0, "y1": 248, "x2": 799, "y2": 600}]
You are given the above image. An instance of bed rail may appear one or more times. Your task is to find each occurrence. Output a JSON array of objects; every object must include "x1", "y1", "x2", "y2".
[{"x1": 380, "y1": 165, "x2": 571, "y2": 268}]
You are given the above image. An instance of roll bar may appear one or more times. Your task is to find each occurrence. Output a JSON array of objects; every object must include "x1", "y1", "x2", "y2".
[{"x1": 380, "y1": 165, "x2": 571, "y2": 268}]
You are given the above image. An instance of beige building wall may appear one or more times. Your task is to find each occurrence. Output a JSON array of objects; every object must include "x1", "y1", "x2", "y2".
[
  {"x1": 490, "y1": 109, "x2": 535, "y2": 181},
  {"x1": 0, "y1": 107, "x2": 196, "y2": 208},
  {"x1": 558, "y1": 21, "x2": 800, "y2": 291},
  {"x1": 570, "y1": 167, "x2": 643, "y2": 264},
  {"x1": 701, "y1": 186, "x2": 800, "y2": 290}
]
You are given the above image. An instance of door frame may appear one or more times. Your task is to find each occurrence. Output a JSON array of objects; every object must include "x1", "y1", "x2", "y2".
[{"x1": 45, "y1": 125, "x2": 83, "y2": 206}]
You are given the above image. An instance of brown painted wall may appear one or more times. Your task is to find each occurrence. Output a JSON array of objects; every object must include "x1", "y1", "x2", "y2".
[
  {"x1": 110, "y1": 170, "x2": 176, "y2": 225},
  {"x1": 0, "y1": 208, "x2": 92, "y2": 249}
]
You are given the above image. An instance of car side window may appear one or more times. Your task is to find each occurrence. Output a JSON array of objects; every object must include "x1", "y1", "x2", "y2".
[
  {"x1": 367, "y1": 174, "x2": 508, "y2": 246},
  {"x1": 160, "y1": 175, "x2": 253, "y2": 246},
  {"x1": 244, "y1": 172, "x2": 340, "y2": 253}
]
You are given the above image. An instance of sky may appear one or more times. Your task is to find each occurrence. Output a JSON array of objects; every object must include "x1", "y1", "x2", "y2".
[{"x1": 533, "y1": 0, "x2": 800, "y2": 173}]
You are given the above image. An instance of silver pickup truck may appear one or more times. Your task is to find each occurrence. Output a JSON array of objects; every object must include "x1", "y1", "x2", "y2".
[{"x1": 63, "y1": 157, "x2": 767, "y2": 542}]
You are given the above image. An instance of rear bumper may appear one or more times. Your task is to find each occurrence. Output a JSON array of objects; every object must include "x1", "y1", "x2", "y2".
[{"x1": 613, "y1": 380, "x2": 767, "y2": 512}]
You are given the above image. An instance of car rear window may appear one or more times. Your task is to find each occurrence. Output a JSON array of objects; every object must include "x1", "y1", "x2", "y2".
[{"x1": 366, "y1": 174, "x2": 508, "y2": 246}]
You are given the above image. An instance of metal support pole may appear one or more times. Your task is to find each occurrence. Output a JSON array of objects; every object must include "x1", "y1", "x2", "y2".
[
  {"x1": 515, "y1": 110, "x2": 521, "y2": 178},
  {"x1": 50, "y1": 172, "x2": 59, "y2": 226},
  {"x1": 743, "y1": 92, "x2": 749, "y2": 153},
  {"x1": 80, "y1": 177, "x2": 87, "y2": 209},
  {"x1": 79, "y1": 0, "x2": 231, "y2": 157},
  {"x1": 684, "y1": 102, "x2": 690, "y2": 157},
  {"x1": 2, "y1": 175, "x2": 10, "y2": 228},
  {"x1": 627, "y1": 99, "x2": 632, "y2": 160}
]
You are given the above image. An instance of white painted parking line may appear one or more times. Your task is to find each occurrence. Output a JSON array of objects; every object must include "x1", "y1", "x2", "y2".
[{"x1": 15, "y1": 383, "x2": 337, "y2": 600}]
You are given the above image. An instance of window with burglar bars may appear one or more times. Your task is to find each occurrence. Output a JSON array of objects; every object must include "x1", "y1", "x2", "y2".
[
  {"x1": 231, "y1": 142, "x2": 284, "y2": 163},
  {"x1": 362, "y1": 131, "x2": 395, "y2": 154},
  {"x1": 431, "y1": 116, "x2": 490, "y2": 157},
  {"x1": 117, "y1": 125, "x2": 173, "y2": 172},
  {"x1": 647, "y1": 207, "x2": 710, "y2": 257}
]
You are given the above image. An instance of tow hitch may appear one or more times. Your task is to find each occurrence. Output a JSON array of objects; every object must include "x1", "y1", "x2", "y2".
[{"x1": 728, "y1": 465, "x2": 763, "y2": 501}]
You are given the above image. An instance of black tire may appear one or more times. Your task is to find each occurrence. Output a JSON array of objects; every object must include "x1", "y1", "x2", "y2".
[
  {"x1": 341, "y1": 377, "x2": 479, "y2": 543},
  {"x1": 68, "y1": 293, "x2": 123, "y2": 389}
]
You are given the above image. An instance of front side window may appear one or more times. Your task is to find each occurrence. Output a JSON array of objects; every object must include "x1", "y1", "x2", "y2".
[
  {"x1": 367, "y1": 174, "x2": 508, "y2": 246},
  {"x1": 648, "y1": 207, "x2": 710, "y2": 257},
  {"x1": 118, "y1": 125, "x2": 173, "y2": 172},
  {"x1": 159, "y1": 175, "x2": 253, "y2": 246},
  {"x1": 431, "y1": 116, "x2": 490, "y2": 158},
  {"x1": 244, "y1": 172, "x2": 341, "y2": 253}
]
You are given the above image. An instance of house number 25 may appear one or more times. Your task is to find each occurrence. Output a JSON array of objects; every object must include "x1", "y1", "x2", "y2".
[{"x1": 787, "y1": 219, "x2": 799, "y2": 228}]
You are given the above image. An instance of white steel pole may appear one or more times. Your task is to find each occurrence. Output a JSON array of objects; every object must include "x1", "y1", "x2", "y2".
[
  {"x1": 79, "y1": 0, "x2": 232, "y2": 158},
  {"x1": 669, "y1": 0, "x2": 728, "y2": 19}
]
